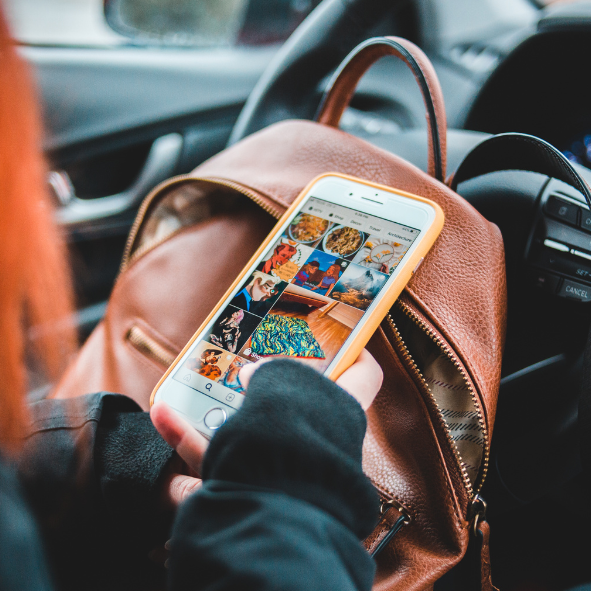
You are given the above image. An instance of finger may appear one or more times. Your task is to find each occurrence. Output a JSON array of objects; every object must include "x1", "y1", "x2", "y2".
[
  {"x1": 151, "y1": 401, "x2": 209, "y2": 472},
  {"x1": 238, "y1": 357, "x2": 274, "y2": 390},
  {"x1": 336, "y1": 349, "x2": 383, "y2": 411},
  {"x1": 164, "y1": 473, "x2": 202, "y2": 507}
]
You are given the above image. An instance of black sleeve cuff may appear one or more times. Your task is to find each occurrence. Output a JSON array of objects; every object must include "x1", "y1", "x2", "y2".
[
  {"x1": 95, "y1": 400, "x2": 176, "y2": 526},
  {"x1": 201, "y1": 359, "x2": 379, "y2": 539}
]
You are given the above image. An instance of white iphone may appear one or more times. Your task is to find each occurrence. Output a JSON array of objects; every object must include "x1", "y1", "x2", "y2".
[{"x1": 151, "y1": 173, "x2": 444, "y2": 437}]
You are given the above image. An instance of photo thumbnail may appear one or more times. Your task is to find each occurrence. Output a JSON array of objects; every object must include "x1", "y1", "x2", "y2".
[
  {"x1": 352, "y1": 235, "x2": 410, "y2": 275},
  {"x1": 182, "y1": 341, "x2": 235, "y2": 383},
  {"x1": 292, "y1": 250, "x2": 349, "y2": 297},
  {"x1": 203, "y1": 304, "x2": 261, "y2": 354},
  {"x1": 256, "y1": 237, "x2": 314, "y2": 282},
  {"x1": 239, "y1": 283, "x2": 362, "y2": 373},
  {"x1": 317, "y1": 224, "x2": 368, "y2": 261},
  {"x1": 331, "y1": 263, "x2": 389, "y2": 310},
  {"x1": 218, "y1": 356, "x2": 249, "y2": 394},
  {"x1": 283, "y1": 212, "x2": 332, "y2": 247},
  {"x1": 230, "y1": 271, "x2": 287, "y2": 317}
]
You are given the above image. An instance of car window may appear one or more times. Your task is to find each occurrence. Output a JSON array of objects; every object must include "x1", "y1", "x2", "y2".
[
  {"x1": 4, "y1": 0, "x2": 124, "y2": 46},
  {"x1": 4, "y1": 0, "x2": 322, "y2": 47}
]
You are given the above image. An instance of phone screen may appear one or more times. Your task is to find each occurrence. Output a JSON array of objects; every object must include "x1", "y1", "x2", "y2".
[{"x1": 170, "y1": 194, "x2": 421, "y2": 413}]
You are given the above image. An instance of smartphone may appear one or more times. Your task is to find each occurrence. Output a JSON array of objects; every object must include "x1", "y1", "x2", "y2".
[{"x1": 151, "y1": 173, "x2": 444, "y2": 436}]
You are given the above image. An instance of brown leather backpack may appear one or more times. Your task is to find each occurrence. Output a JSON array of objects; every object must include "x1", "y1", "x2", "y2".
[{"x1": 53, "y1": 37, "x2": 505, "y2": 590}]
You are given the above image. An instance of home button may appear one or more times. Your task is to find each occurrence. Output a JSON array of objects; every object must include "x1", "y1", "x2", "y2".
[{"x1": 204, "y1": 408, "x2": 227, "y2": 430}]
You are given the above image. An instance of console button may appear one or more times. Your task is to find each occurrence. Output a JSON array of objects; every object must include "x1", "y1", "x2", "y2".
[
  {"x1": 558, "y1": 279, "x2": 591, "y2": 302},
  {"x1": 204, "y1": 408, "x2": 227, "y2": 430},
  {"x1": 580, "y1": 209, "x2": 591, "y2": 233},
  {"x1": 536, "y1": 248, "x2": 591, "y2": 282},
  {"x1": 545, "y1": 195, "x2": 579, "y2": 225},
  {"x1": 545, "y1": 219, "x2": 591, "y2": 253},
  {"x1": 531, "y1": 270, "x2": 560, "y2": 294},
  {"x1": 543, "y1": 239, "x2": 569, "y2": 253}
]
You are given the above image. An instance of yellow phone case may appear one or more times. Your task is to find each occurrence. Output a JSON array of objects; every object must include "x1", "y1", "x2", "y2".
[{"x1": 150, "y1": 172, "x2": 444, "y2": 406}]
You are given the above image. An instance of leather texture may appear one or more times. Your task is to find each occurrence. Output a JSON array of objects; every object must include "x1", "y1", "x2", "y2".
[
  {"x1": 478, "y1": 520, "x2": 495, "y2": 591},
  {"x1": 53, "y1": 37, "x2": 506, "y2": 589},
  {"x1": 55, "y1": 206, "x2": 276, "y2": 401}
]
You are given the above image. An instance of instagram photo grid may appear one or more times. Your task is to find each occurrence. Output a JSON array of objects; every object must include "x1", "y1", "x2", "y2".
[{"x1": 176, "y1": 197, "x2": 419, "y2": 392}]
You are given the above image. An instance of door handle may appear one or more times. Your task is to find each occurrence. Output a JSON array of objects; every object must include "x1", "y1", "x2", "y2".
[{"x1": 54, "y1": 133, "x2": 183, "y2": 228}]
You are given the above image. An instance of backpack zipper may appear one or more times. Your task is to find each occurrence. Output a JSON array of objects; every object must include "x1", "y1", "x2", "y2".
[
  {"x1": 126, "y1": 325, "x2": 177, "y2": 368},
  {"x1": 384, "y1": 301, "x2": 490, "y2": 499},
  {"x1": 120, "y1": 175, "x2": 284, "y2": 272}
]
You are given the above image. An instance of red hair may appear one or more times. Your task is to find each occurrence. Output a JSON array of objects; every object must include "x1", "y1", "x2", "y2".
[{"x1": 0, "y1": 12, "x2": 76, "y2": 453}]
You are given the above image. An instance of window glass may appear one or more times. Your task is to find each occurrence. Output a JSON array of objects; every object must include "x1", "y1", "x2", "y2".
[
  {"x1": 5, "y1": 0, "x2": 125, "y2": 46},
  {"x1": 4, "y1": 0, "x2": 321, "y2": 48}
]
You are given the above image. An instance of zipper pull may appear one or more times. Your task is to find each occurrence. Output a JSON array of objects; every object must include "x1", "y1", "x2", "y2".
[
  {"x1": 469, "y1": 495, "x2": 496, "y2": 591},
  {"x1": 366, "y1": 498, "x2": 411, "y2": 558},
  {"x1": 470, "y1": 494, "x2": 487, "y2": 537}
]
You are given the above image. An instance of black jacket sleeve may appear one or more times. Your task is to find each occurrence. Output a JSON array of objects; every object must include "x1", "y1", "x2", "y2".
[
  {"x1": 16, "y1": 392, "x2": 176, "y2": 591},
  {"x1": 168, "y1": 359, "x2": 379, "y2": 591},
  {"x1": 0, "y1": 459, "x2": 54, "y2": 591}
]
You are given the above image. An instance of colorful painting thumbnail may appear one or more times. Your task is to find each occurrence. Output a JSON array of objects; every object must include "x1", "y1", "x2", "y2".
[
  {"x1": 352, "y1": 235, "x2": 410, "y2": 275},
  {"x1": 291, "y1": 250, "x2": 349, "y2": 297},
  {"x1": 256, "y1": 237, "x2": 315, "y2": 282},
  {"x1": 238, "y1": 285, "x2": 355, "y2": 373},
  {"x1": 250, "y1": 314, "x2": 325, "y2": 359},
  {"x1": 331, "y1": 263, "x2": 389, "y2": 310}
]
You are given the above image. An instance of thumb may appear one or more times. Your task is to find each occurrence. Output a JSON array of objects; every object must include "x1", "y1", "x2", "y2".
[{"x1": 164, "y1": 473, "x2": 202, "y2": 507}]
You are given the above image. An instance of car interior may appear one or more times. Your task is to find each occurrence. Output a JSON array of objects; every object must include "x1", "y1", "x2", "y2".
[{"x1": 9, "y1": 0, "x2": 591, "y2": 588}]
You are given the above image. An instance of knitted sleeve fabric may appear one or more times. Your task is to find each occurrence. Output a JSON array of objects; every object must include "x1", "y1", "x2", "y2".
[{"x1": 201, "y1": 358, "x2": 379, "y2": 539}]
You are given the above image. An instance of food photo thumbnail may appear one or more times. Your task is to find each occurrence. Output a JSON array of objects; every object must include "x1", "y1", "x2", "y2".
[
  {"x1": 352, "y1": 234, "x2": 410, "y2": 275},
  {"x1": 285, "y1": 212, "x2": 332, "y2": 247},
  {"x1": 319, "y1": 224, "x2": 367, "y2": 260}
]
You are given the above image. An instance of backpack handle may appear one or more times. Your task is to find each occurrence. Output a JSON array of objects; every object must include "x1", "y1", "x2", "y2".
[{"x1": 315, "y1": 36, "x2": 447, "y2": 182}]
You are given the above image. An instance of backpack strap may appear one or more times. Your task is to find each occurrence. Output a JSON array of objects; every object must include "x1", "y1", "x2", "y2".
[{"x1": 315, "y1": 36, "x2": 447, "y2": 182}]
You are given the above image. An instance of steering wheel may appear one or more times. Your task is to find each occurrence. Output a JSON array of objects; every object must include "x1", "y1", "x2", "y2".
[{"x1": 228, "y1": 0, "x2": 396, "y2": 145}]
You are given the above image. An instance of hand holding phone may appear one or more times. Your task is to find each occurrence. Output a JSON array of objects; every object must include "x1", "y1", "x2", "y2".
[
  {"x1": 151, "y1": 173, "x2": 443, "y2": 436},
  {"x1": 152, "y1": 348, "x2": 384, "y2": 482},
  {"x1": 238, "y1": 349, "x2": 382, "y2": 411}
]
